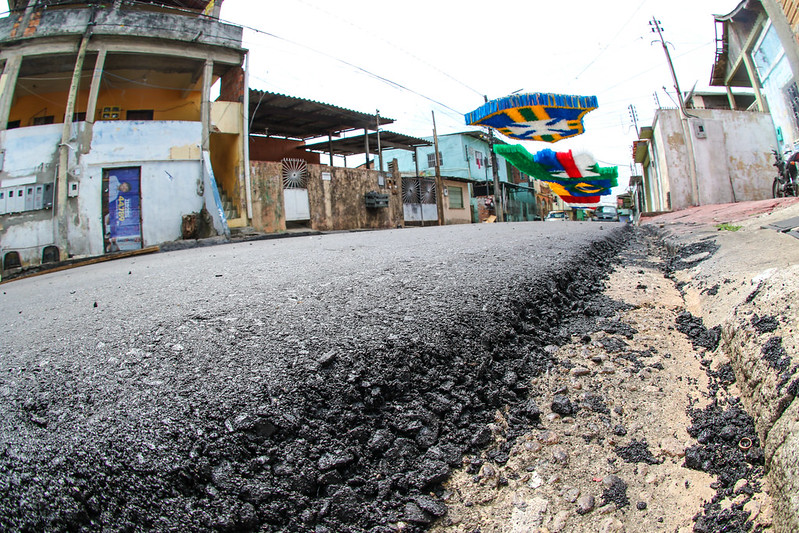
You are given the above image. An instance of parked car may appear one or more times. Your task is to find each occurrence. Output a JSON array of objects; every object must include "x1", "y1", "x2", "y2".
[
  {"x1": 545, "y1": 211, "x2": 567, "y2": 221},
  {"x1": 592, "y1": 206, "x2": 619, "y2": 222}
]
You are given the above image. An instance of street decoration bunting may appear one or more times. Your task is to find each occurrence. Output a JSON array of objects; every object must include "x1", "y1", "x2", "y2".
[
  {"x1": 464, "y1": 93, "x2": 599, "y2": 143},
  {"x1": 493, "y1": 144, "x2": 618, "y2": 207}
]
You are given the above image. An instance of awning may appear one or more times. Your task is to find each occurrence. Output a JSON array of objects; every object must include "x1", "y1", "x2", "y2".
[
  {"x1": 249, "y1": 90, "x2": 394, "y2": 140},
  {"x1": 302, "y1": 131, "x2": 431, "y2": 156}
]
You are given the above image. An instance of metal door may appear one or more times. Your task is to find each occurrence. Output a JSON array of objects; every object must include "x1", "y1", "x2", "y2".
[
  {"x1": 282, "y1": 158, "x2": 311, "y2": 222},
  {"x1": 402, "y1": 177, "x2": 438, "y2": 224}
]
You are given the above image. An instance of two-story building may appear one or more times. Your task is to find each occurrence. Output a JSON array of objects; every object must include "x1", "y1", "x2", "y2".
[
  {"x1": 0, "y1": 0, "x2": 247, "y2": 275},
  {"x1": 383, "y1": 131, "x2": 543, "y2": 224},
  {"x1": 711, "y1": 0, "x2": 799, "y2": 151}
]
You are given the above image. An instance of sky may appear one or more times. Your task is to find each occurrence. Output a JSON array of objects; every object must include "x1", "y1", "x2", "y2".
[
  {"x1": 1, "y1": 0, "x2": 745, "y2": 197},
  {"x1": 219, "y1": 0, "x2": 743, "y2": 197}
]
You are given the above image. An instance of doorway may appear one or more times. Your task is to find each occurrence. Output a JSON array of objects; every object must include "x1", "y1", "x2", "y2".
[{"x1": 102, "y1": 167, "x2": 143, "y2": 253}]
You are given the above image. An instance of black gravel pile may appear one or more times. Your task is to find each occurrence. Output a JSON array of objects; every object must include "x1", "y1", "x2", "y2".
[
  {"x1": 684, "y1": 394, "x2": 764, "y2": 532},
  {"x1": 0, "y1": 227, "x2": 636, "y2": 532},
  {"x1": 665, "y1": 238, "x2": 719, "y2": 273},
  {"x1": 684, "y1": 398, "x2": 764, "y2": 487},
  {"x1": 614, "y1": 439, "x2": 661, "y2": 465},
  {"x1": 750, "y1": 314, "x2": 779, "y2": 334},
  {"x1": 675, "y1": 311, "x2": 721, "y2": 352},
  {"x1": 761, "y1": 336, "x2": 790, "y2": 373},
  {"x1": 601, "y1": 475, "x2": 630, "y2": 509}
]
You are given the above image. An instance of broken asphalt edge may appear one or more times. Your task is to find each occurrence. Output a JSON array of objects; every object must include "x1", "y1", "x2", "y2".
[
  {"x1": 644, "y1": 206, "x2": 799, "y2": 533},
  {"x1": 0, "y1": 229, "x2": 323, "y2": 284}
]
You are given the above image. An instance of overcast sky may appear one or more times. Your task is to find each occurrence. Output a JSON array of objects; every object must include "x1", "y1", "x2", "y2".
[
  {"x1": 2, "y1": 0, "x2": 746, "y2": 196},
  {"x1": 223, "y1": 0, "x2": 745, "y2": 195}
]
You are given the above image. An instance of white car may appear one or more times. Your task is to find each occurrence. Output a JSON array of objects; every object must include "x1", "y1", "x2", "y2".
[
  {"x1": 592, "y1": 206, "x2": 619, "y2": 222},
  {"x1": 545, "y1": 211, "x2": 567, "y2": 221}
]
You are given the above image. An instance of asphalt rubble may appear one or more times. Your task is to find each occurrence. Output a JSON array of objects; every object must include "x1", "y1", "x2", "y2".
[
  {"x1": 2, "y1": 200, "x2": 797, "y2": 532},
  {"x1": 1, "y1": 225, "x2": 633, "y2": 532}
]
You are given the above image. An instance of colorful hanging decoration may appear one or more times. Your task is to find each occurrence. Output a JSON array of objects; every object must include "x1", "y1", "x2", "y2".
[
  {"x1": 493, "y1": 144, "x2": 618, "y2": 207},
  {"x1": 464, "y1": 93, "x2": 598, "y2": 143}
]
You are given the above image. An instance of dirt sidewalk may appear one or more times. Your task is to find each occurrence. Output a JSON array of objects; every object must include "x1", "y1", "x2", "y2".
[{"x1": 430, "y1": 200, "x2": 799, "y2": 533}]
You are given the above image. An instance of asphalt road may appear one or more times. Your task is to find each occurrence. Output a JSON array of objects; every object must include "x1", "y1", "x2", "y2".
[{"x1": 0, "y1": 221, "x2": 628, "y2": 532}]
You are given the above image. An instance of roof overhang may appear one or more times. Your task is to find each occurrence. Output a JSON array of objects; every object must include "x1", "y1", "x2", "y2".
[
  {"x1": 249, "y1": 90, "x2": 394, "y2": 140},
  {"x1": 461, "y1": 130, "x2": 508, "y2": 146},
  {"x1": 710, "y1": 0, "x2": 762, "y2": 87},
  {"x1": 302, "y1": 131, "x2": 431, "y2": 156},
  {"x1": 633, "y1": 140, "x2": 650, "y2": 164}
]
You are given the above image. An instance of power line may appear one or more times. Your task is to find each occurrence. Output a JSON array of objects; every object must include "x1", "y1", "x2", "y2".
[
  {"x1": 595, "y1": 40, "x2": 713, "y2": 95},
  {"x1": 573, "y1": 0, "x2": 649, "y2": 79},
  {"x1": 230, "y1": 19, "x2": 467, "y2": 117},
  {"x1": 292, "y1": 0, "x2": 485, "y2": 98}
]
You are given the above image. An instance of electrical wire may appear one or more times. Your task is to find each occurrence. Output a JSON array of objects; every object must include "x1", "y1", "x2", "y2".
[
  {"x1": 240, "y1": 26, "x2": 466, "y2": 117},
  {"x1": 596, "y1": 40, "x2": 714, "y2": 95},
  {"x1": 573, "y1": 0, "x2": 650, "y2": 79},
  {"x1": 292, "y1": 0, "x2": 485, "y2": 98}
]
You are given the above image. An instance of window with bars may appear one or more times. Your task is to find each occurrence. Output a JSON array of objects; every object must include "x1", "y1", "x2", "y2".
[
  {"x1": 447, "y1": 186, "x2": 464, "y2": 209},
  {"x1": 786, "y1": 82, "x2": 799, "y2": 133},
  {"x1": 427, "y1": 151, "x2": 442, "y2": 168}
]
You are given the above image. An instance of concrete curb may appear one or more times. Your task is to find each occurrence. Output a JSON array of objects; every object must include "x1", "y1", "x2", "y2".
[
  {"x1": 646, "y1": 202, "x2": 799, "y2": 532},
  {"x1": 719, "y1": 266, "x2": 799, "y2": 533}
]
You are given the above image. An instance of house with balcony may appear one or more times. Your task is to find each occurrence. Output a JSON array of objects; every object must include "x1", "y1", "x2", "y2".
[
  {"x1": 0, "y1": 0, "x2": 247, "y2": 276},
  {"x1": 711, "y1": 0, "x2": 799, "y2": 151}
]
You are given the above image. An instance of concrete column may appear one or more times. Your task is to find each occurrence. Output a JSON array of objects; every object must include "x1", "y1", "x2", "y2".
[
  {"x1": 242, "y1": 51, "x2": 252, "y2": 221},
  {"x1": 201, "y1": 59, "x2": 213, "y2": 152},
  {"x1": 0, "y1": 55, "x2": 22, "y2": 131},
  {"x1": 85, "y1": 48, "x2": 107, "y2": 123},
  {"x1": 55, "y1": 35, "x2": 92, "y2": 260},
  {"x1": 726, "y1": 85, "x2": 738, "y2": 110},
  {"x1": 743, "y1": 53, "x2": 770, "y2": 112}
]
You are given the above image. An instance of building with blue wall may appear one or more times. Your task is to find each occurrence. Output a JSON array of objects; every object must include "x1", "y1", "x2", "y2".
[{"x1": 383, "y1": 131, "x2": 542, "y2": 223}]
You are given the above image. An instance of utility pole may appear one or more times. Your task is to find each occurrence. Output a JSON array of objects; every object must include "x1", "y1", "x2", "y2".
[
  {"x1": 484, "y1": 95, "x2": 503, "y2": 222},
  {"x1": 376, "y1": 109, "x2": 384, "y2": 172},
  {"x1": 650, "y1": 17, "x2": 699, "y2": 206},
  {"x1": 431, "y1": 110, "x2": 445, "y2": 226},
  {"x1": 628, "y1": 104, "x2": 639, "y2": 134}
]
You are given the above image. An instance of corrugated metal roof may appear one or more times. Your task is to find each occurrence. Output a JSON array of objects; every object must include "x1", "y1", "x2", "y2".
[
  {"x1": 302, "y1": 131, "x2": 431, "y2": 156},
  {"x1": 248, "y1": 89, "x2": 394, "y2": 140}
]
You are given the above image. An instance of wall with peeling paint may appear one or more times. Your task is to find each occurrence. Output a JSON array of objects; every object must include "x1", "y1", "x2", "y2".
[
  {"x1": 647, "y1": 109, "x2": 776, "y2": 211},
  {"x1": 248, "y1": 161, "x2": 403, "y2": 233},
  {"x1": 442, "y1": 179, "x2": 472, "y2": 224},
  {"x1": 1, "y1": 120, "x2": 206, "y2": 270}
]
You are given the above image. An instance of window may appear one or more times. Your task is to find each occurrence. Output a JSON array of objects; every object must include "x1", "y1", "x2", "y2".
[
  {"x1": 32, "y1": 115, "x2": 54, "y2": 126},
  {"x1": 3, "y1": 251, "x2": 21, "y2": 270},
  {"x1": 6, "y1": 120, "x2": 20, "y2": 129},
  {"x1": 42, "y1": 246, "x2": 59, "y2": 264},
  {"x1": 753, "y1": 24, "x2": 782, "y2": 80},
  {"x1": 786, "y1": 82, "x2": 799, "y2": 133},
  {"x1": 448, "y1": 186, "x2": 464, "y2": 209},
  {"x1": 427, "y1": 151, "x2": 442, "y2": 168},
  {"x1": 127, "y1": 109, "x2": 154, "y2": 121},
  {"x1": 73, "y1": 112, "x2": 86, "y2": 122},
  {"x1": 475, "y1": 150, "x2": 484, "y2": 169}
]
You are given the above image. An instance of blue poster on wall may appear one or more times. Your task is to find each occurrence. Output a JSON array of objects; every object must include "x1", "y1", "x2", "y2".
[{"x1": 107, "y1": 167, "x2": 142, "y2": 252}]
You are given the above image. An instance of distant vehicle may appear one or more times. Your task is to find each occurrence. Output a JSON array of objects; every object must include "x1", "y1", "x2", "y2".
[
  {"x1": 592, "y1": 206, "x2": 619, "y2": 222},
  {"x1": 545, "y1": 211, "x2": 567, "y2": 222}
]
